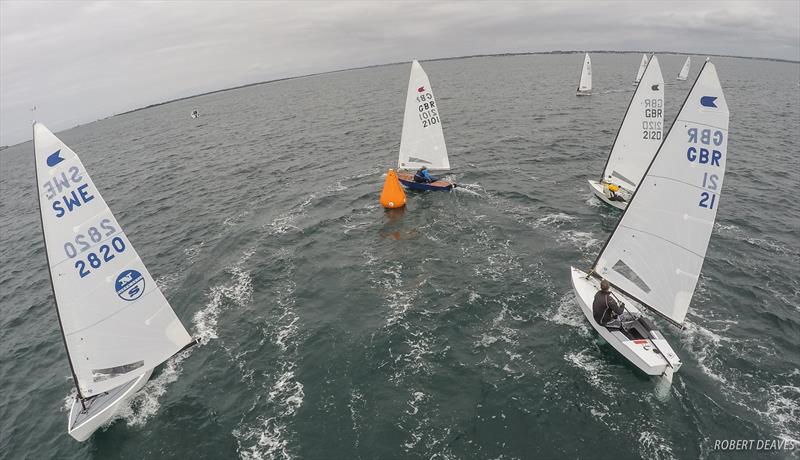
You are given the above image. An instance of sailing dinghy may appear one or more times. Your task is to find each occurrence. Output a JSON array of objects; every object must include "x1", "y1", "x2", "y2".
[
  {"x1": 33, "y1": 122, "x2": 195, "y2": 441},
  {"x1": 576, "y1": 53, "x2": 592, "y2": 96},
  {"x1": 677, "y1": 56, "x2": 691, "y2": 81},
  {"x1": 396, "y1": 60, "x2": 454, "y2": 191},
  {"x1": 589, "y1": 55, "x2": 664, "y2": 210},
  {"x1": 572, "y1": 59, "x2": 729, "y2": 378},
  {"x1": 633, "y1": 54, "x2": 648, "y2": 84}
]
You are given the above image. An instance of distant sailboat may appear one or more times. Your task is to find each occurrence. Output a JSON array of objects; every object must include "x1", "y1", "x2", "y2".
[
  {"x1": 395, "y1": 60, "x2": 455, "y2": 191},
  {"x1": 677, "y1": 56, "x2": 691, "y2": 81},
  {"x1": 576, "y1": 53, "x2": 592, "y2": 96},
  {"x1": 33, "y1": 123, "x2": 195, "y2": 441},
  {"x1": 571, "y1": 59, "x2": 729, "y2": 379},
  {"x1": 589, "y1": 55, "x2": 664, "y2": 209},
  {"x1": 634, "y1": 54, "x2": 648, "y2": 84}
]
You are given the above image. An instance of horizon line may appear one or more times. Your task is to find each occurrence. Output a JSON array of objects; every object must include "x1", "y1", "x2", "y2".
[{"x1": 2, "y1": 48, "x2": 798, "y2": 149}]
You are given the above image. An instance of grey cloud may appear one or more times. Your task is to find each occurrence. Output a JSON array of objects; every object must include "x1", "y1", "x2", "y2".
[{"x1": 1, "y1": 0, "x2": 798, "y2": 146}]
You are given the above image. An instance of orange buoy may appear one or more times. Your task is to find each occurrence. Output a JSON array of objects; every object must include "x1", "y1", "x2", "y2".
[{"x1": 380, "y1": 168, "x2": 406, "y2": 209}]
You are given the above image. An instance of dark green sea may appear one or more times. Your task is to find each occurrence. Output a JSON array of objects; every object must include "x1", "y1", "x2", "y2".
[{"x1": 1, "y1": 53, "x2": 798, "y2": 459}]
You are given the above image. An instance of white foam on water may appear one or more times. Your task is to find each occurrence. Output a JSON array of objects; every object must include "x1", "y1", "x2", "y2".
[
  {"x1": 194, "y1": 260, "x2": 254, "y2": 344},
  {"x1": 534, "y1": 212, "x2": 578, "y2": 227},
  {"x1": 585, "y1": 194, "x2": 602, "y2": 207},
  {"x1": 679, "y1": 318, "x2": 734, "y2": 385},
  {"x1": 453, "y1": 183, "x2": 484, "y2": 196},
  {"x1": 183, "y1": 240, "x2": 204, "y2": 263},
  {"x1": 378, "y1": 261, "x2": 420, "y2": 329},
  {"x1": 545, "y1": 292, "x2": 591, "y2": 336},
  {"x1": 557, "y1": 230, "x2": 600, "y2": 253},
  {"x1": 224, "y1": 210, "x2": 250, "y2": 227},
  {"x1": 759, "y1": 382, "x2": 800, "y2": 444},
  {"x1": 638, "y1": 430, "x2": 677, "y2": 460},
  {"x1": 234, "y1": 251, "x2": 305, "y2": 460},
  {"x1": 113, "y1": 347, "x2": 192, "y2": 427},
  {"x1": 235, "y1": 416, "x2": 293, "y2": 460},
  {"x1": 349, "y1": 388, "x2": 366, "y2": 449},
  {"x1": 564, "y1": 348, "x2": 618, "y2": 397}
]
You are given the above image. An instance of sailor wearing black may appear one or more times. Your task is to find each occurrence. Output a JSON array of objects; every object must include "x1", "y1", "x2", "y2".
[{"x1": 592, "y1": 279, "x2": 625, "y2": 325}]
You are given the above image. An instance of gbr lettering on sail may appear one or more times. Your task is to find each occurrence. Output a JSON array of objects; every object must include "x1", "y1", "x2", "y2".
[{"x1": 686, "y1": 126, "x2": 724, "y2": 209}]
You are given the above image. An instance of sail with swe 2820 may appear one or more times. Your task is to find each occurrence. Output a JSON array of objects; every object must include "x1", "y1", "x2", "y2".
[{"x1": 33, "y1": 122, "x2": 194, "y2": 441}]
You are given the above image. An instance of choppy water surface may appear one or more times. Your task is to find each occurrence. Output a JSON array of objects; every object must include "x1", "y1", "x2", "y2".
[{"x1": 1, "y1": 53, "x2": 798, "y2": 459}]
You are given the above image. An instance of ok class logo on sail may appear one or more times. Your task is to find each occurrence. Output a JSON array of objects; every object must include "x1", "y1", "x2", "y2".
[{"x1": 46, "y1": 149, "x2": 64, "y2": 167}]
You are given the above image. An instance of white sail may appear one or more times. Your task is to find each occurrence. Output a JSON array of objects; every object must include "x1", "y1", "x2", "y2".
[
  {"x1": 601, "y1": 55, "x2": 664, "y2": 191},
  {"x1": 577, "y1": 53, "x2": 592, "y2": 94},
  {"x1": 593, "y1": 61, "x2": 729, "y2": 326},
  {"x1": 34, "y1": 123, "x2": 193, "y2": 398},
  {"x1": 634, "y1": 54, "x2": 649, "y2": 83},
  {"x1": 398, "y1": 60, "x2": 450, "y2": 171},
  {"x1": 677, "y1": 56, "x2": 691, "y2": 81}
]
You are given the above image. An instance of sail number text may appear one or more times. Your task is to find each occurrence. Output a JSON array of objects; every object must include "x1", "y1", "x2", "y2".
[
  {"x1": 686, "y1": 127, "x2": 724, "y2": 210},
  {"x1": 416, "y1": 93, "x2": 440, "y2": 128},
  {"x1": 60, "y1": 218, "x2": 128, "y2": 278},
  {"x1": 642, "y1": 98, "x2": 663, "y2": 140}
]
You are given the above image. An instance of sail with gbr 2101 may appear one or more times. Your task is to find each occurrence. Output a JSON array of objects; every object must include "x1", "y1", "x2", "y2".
[
  {"x1": 571, "y1": 59, "x2": 729, "y2": 380},
  {"x1": 33, "y1": 122, "x2": 196, "y2": 441},
  {"x1": 395, "y1": 60, "x2": 455, "y2": 191}
]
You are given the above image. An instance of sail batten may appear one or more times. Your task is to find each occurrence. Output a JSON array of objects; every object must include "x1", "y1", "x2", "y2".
[
  {"x1": 34, "y1": 123, "x2": 193, "y2": 397},
  {"x1": 398, "y1": 60, "x2": 450, "y2": 171},
  {"x1": 592, "y1": 61, "x2": 729, "y2": 326}
]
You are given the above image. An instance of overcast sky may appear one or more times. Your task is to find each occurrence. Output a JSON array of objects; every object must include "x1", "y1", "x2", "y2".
[{"x1": 1, "y1": 0, "x2": 798, "y2": 146}]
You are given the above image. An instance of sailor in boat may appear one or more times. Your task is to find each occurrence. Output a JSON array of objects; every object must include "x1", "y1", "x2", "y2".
[
  {"x1": 593, "y1": 279, "x2": 636, "y2": 328},
  {"x1": 602, "y1": 183, "x2": 626, "y2": 203},
  {"x1": 413, "y1": 166, "x2": 438, "y2": 184}
]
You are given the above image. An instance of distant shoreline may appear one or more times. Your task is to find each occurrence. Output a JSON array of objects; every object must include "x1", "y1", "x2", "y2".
[
  {"x1": 3, "y1": 49, "x2": 797, "y2": 149},
  {"x1": 114, "y1": 49, "x2": 798, "y2": 118}
]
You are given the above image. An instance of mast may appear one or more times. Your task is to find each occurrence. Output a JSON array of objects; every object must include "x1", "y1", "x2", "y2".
[
  {"x1": 597, "y1": 53, "x2": 655, "y2": 183},
  {"x1": 32, "y1": 122, "x2": 84, "y2": 400},
  {"x1": 590, "y1": 60, "x2": 710, "y2": 329}
]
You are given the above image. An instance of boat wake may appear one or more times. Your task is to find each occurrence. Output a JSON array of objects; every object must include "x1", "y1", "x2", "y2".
[{"x1": 234, "y1": 249, "x2": 304, "y2": 460}]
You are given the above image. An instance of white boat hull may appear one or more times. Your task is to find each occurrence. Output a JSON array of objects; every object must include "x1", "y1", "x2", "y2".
[
  {"x1": 570, "y1": 267, "x2": 681, "y2": 376},
  {"x1": 588, "y1": 180, "x2": 629, "y2": 210},
  {"x1": 67, "y1": 369, "x2": 153, "y2": 441},
  {"x1": 576, "y1": 91, "x2": 591, "y2": 96}
]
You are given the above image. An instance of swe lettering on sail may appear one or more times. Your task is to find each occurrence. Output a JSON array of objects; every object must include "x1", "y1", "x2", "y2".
[
  {"x1": 42, "y1": 165, "x2": 95, "y2": 218},
  {"x1": 686, "y1": 127, "x2": 725, "y2": 209}
]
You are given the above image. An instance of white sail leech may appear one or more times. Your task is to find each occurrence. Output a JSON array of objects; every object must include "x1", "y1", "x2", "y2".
[
  {"x1": 577, "y1": 53, "x2": 592, "y2": 95},
  {"x1": 593, "y1": 61, "x2": 729, "y2": 326},
  {"x1": 601, "y1": 55, "x2": 665, "y2": 192},
  {"x1": 634, "y1": 54, "x2": 649, "y2": 84},
  {"x1": 34, "y1": 123, "x2": 193, "y2": 398},
  {"x1": 398, "y1": 60, "x2": 450, "y2": 171}
]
